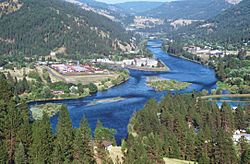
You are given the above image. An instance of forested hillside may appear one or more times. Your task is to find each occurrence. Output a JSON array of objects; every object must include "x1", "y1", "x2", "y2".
[
  {"x1": 0, "y1": 0, "x2": 134, "y2": 57},
  {"x1": 115, "y1": 1, "x2": 164, "y2": 14},
  {"x1": 173, "y1": 0, "x2": 250, "y2": 45},
  {"x1": 0, "y1": 73, "x2": 116, "y2": 163},
  {"x1": 123, "y1": 94, "x2": 250, "y2": 163},
  {"x1": 144, "y1": 0, "x2": 233, "y2": 20}
]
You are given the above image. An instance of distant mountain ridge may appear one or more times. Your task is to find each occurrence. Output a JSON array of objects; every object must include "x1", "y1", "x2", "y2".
[
  {"x1": 115, "y1": 1, "x2": 164, "y2": 14},
  {"x1": 144, "y1": 0, "x2": 235, "y2": 20},
  {"x1": 174, "y1": 0, "x2": 250, "y2": 45}
]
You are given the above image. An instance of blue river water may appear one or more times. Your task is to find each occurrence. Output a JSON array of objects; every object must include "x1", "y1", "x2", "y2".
[{"x1": 29, "y1": 40, "x2": 219, "y2": 144}]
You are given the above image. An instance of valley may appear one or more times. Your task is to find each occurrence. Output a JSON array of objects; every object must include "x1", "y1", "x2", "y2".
[{"x1": 0, "y1": 0, "x2": 249, "y2": 163}]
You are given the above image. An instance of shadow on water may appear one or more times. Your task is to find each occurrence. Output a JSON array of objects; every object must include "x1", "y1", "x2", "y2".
[{"x1": 29, "y1": 40, "x2": 219, "y2": 145}]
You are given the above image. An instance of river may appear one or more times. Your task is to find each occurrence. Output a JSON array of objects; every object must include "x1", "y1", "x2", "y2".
[{"x1": 29, "y1": 40, "x2": 218, "y2": 144}]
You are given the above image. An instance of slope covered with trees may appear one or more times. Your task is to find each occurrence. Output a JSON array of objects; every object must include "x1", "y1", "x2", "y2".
[
  {"x1": 144, "y1": 0, "x2": 233, "y2": 20},
  {"x1": 0, "y1": 67, "x2": 249, "y2": 163},
  {"x1": 123, "y1": 94, "x2": 250, "y2": 163},
  {"x1": 115, "y1": 1, "x2": 164, "y2": 14},
  {"x1": 0, "y1": 0, "x2": 134, "y2": 57},
  {"x1": 0, "y1": 73, "x2": 115, "y2": 163},
  {"x1": 173, "y1": 0, "x2": 250, "y2": 46}
]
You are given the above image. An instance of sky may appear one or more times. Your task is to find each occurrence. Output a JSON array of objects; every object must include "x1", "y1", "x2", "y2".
[{"x1": 96, "y1": 0, "x2": 171, "y2": 4}]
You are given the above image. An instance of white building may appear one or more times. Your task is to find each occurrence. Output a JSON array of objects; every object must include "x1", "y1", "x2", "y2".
[{"x1": 233, "y1": 130, "x2": 250, "y2": 143}]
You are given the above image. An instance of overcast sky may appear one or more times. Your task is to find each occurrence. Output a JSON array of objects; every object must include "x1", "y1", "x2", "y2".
[{"x1": 96, "y1": 0, "x2": 172, "y2": 4}]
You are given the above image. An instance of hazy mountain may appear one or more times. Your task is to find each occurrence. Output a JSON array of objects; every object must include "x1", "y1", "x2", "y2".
[
  {"x1": 144, "y1": 0, "x2": 235, "y2": 20},
  {"x1": 174, "y1": 0, "x2": 250, "y2": 45},
  {"x1": 0, "y1": 0, "x2": 134, "y2": 57},
  {"x1": 115, "y1": 1, "x2": 164, "y2": 14}
]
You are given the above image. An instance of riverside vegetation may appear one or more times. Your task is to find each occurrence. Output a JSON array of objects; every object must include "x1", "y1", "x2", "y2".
[
  {"x1": 165, "y1": 41, "x2": 250, "y2": 94},
  {"x1": 125, "y1": 94, "x2": 250, "y2": 164},
  {"x1": 30, "y1": 103, "x2": 64, "y2": 120},
  {"x1": 0, "y1": 73, "x2": 249, "y2": 163},
  {"x1": 0, "y1": 67, "x2": 129, "y2": 102},
  {"x1": 147, "y1": 76, "x2": 190, "y2": 91}
]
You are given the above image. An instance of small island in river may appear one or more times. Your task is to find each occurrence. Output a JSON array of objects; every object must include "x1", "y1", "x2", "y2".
[
  {"x1": 147, "y1": 76, "x2": 191, "y2": 91},
  {"x1": 87, "y1": 97, "x2": 125, "y2": 106},
  {"x1": 30, "y1": 103, "x2": 64, "y2": 120}
]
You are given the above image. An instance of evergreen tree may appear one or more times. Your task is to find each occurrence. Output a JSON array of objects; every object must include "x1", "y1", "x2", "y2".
[
  {"x1": 0, "y1": 139, "x2": 7, "y2": 163},
  {"x1": 3, "y1": 101, "x2": 22, "y2": 163},
  {"x1": 221, "y1": 102, "x2": 234, "y2": 133},
  {"x1": 16, "y1": 102, "x2": 31, "y2": 160},
  {"x1": 235, "y1": 106, "x2": 247, "y2": 129},
  {"x1": 241, "y1": 147, "x2": 250, "y2": 164},
  {"x1": 29, "y1": 113, "x2": 53, "y2": 163},
  {"x1": 185, "y1": 131, "x2": 195, "y2": 161},
  {"x1": 53, "y1": 105, "x2": 74, "y2": 163},
  {"x1": 14, "y1": 142, "x2": 26, "y2": 164},
  {"x1": 124, "y1": 136, "x2": 150, "y2": 164},
  {"x1": 94, "y1": 120, "x2": 116, "y2": 144},
  {"x1": 198, "y1": 153, "x2": 210, "y2": 164},
  {"x1": 212, "y1": 129, "x2": 238, "y2": 164},
  {"x1": 73, "y1": 118, "x2": 95, "y2": 163}
]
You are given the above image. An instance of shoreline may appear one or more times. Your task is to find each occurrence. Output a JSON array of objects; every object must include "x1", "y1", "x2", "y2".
[
  {"x1": 97, "y1": 60, "x2": 169, "y2": 72},
  {"x1": 200, "y1": 94, "x2": 250, "y2": 99},
  {"x1": 27, "y1": 76, "x2": 130, "y2": 104}
]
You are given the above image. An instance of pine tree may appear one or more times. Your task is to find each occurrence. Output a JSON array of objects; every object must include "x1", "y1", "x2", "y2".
[
  {"x1": 16, "y1": 102, "x2": 31, "y2": 160},
  {"x1": 14, "y1": 142, "x2": 26, "y2": 164},
  {"x1": 185, "y1": 131, "x2": 195, "y2": 161},
  {"x1": 238, "y1": 136, "x2": 249, "y2": 155},
  {"x1": 221, "y1": 102, "x2": 234, "y2": 133},
  {"x1": 212, "y1": 129, "x2": 238, "y2": 164},
  {"x1": 73, "y1": 118, "x2": 95, "y2": 163},
  {"x1": 198, "y1": 153, "x2": 210, "y2": 164},
  {"x1": 3, "y1": 101, "x2": 22, "y2": 163},
  {"x1": 0, "y1": 139, "x2": 7, "y2": 163},
  {"x1": 124, "y1": 136, "x2": 150, "y2": 164},
  {"x1": 235, "y1": 106, "x2": 246, "y2": 129},
  {"x1": 241, "y1": 147, "x2": 250, "y2": 164},
  {"x1": 53, "y1": 105, "x2": 74, "y2": 163},
  {"x1": 29, "y1": 113, "x2": 53, "y2": 163}
]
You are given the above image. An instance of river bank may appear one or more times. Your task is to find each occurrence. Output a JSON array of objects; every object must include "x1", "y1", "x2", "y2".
[
  {"x1": 29, "y1": 40, "x2": 220, "y2": 145},
  {"x1": 30, "y1": 103, "x2": 64, "y2": 120},
  {"x1": 146, "y1": 76, "x2": 191, "y2": 91}
]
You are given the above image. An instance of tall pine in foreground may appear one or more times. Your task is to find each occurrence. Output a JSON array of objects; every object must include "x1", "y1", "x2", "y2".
[
  {"x1": 53, "y1": 105, "x2": 74, "y2": 163},
  {"x1": 73, "y1": 118, "x2": 95, "y2": 163},
  {"x1": 14, "y1": 142, "x2": 26, "y2": 164},
  {"x1": 29, "y1": 113, "x2": 53, "y2": 163}
]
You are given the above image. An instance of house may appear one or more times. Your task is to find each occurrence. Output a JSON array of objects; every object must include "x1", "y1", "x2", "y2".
[
  {"x1": 233, "y1": 130, "x2": 250, "y2": 143},
  {"x1": 51, "y1": 90, "x2": 65, "y2": 95},
  {"x1": 102, "y1": 141, "x2": 112, "y2": 151}
]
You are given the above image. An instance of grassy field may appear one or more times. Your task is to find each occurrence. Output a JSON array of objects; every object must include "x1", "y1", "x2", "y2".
[
  {"x1": 163, "y1": 158, "x2": 195, "y2": 164},
  {"x1": 147, "y1": 76, "x2": 191, "y2": 91}
]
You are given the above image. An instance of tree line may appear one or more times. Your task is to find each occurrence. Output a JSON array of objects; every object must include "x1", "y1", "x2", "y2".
[
  {"x1": 0, "y1": 0, "x2": 133, "y2": 58},
  {"x1": 0, "y1": 73, "x2": 116, "y2": 163},
  {"x1": 122, "y1": 94, "x2": 250, "y2": 163}
]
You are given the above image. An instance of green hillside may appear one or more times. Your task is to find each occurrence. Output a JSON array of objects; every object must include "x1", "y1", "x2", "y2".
[
  {"x1": 174, "y1": 0, "x2": 250, "y2": 46},
  {"x1": 144, "y1": 0, "x2": 233, "y2": 20},
  {"x1": 0, "y1": 0, "x2": 134, "y2": 58}
]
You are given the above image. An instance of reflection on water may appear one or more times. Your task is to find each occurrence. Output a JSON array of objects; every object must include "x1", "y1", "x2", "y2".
[{"x1": 30, "y1": 40, "x2": 220, "y2": 144}]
